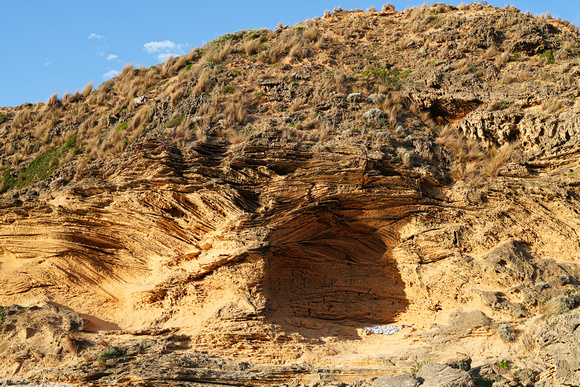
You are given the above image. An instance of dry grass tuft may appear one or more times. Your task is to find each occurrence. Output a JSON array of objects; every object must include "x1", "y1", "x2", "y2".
[
  {"x1": 232, "y1": 97, "x2": 250, "y2": 125},
  {"x1": 171, "y1": 88, "x2": 188, "y2": 108},
  {"x1": 13, "y1": 109, "x2": 32, "y2": 129},
  {"x1": 120, "y1": 64, "x2": 134, "y2": 80},
  {"x1": 379, "y1": 93, "x2": 406, "y2": 128},
  {"x1": 48, "y1": 110, "x2": 64, "y2": 127},
  {"x1": 4, "y1": 143, "x2": 14, "y2": 156},
  {"x1": 289, "y1": 40, "x2": 308, "y2": 59},
  {"x1": 542, "y1": 97, "x2": 566, "y2": 113},
  {"x1": 540, "y1": 294, "x2": 575, "y2": 315},
  {"x1": 398, "y1": 148, "x2": 413, "y2": 167},
  {"x1": 83, "y1": 82, "x2": 93, "y2": 97},
  {"x1": 483, "y1": 46, "x2": 498, "y2": 60},
  {"x1": 244, "y1": 39, "x2": 261, "y2": 56},
  {"x1": 206, "y1": 42, "x2": 233, "y2": 65},
  {"x1": 226, "y1": 128, "x2": 247, "y2": 144},
  {"x1": 304, "y1": 26, "x2": 319, "y2": 42},
  {"x1": 290, "y1": 97, "x2": 306, "y2": 112},
  {"x1": 483, "y1": 144, "x2": 514, "y2": 179},
  {"x1": 193, "y1": 69, "x2": 213, "y2": 95},
  {"x1": 47, "y1": 93, "x2": 60, "y2": 109},
  {"x1": 438, "y1": 126, "x2": 515, "y2": 182}
]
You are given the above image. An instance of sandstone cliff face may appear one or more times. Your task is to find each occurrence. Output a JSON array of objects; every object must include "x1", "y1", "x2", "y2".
[
  {"x1": 2, "y1": 3, "x2": 580, "y2": 386},
  {"x1": 0, "y1": 137, "x2": 422, "y2": 329}
]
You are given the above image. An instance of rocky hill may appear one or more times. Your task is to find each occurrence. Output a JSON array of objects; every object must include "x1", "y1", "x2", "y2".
[{"x1": 2, "y1": 3, "x2": 580, "y2": 386}]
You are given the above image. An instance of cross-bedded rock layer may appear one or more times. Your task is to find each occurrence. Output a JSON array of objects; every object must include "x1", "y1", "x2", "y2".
[{"x1": 3, "y1": 3, "x2": 580, "y2": 386}]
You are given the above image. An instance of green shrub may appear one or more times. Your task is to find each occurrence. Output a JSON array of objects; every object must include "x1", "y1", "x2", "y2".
[
  {"x1": 97, "y1": 347, "x2": 123, "y2": 362},
  {"x1": 165, "y1": 115, "x2": 185, "y2": 128},
  {"x1": 408, "y1": 361, "x2": 425, "y2": 377},
  {"x1": 0, "y1": 112, "x2": 5, "y2": 125},
  {"x1": 256, "y1": 44, "x2": 269, "y2": 53},
  {"x1": 96, "y1": 346, "x2": 123, "y2": 367},
  {"x1": 540, "y1": 49, "x2": 555, "y2": 64},
  {"x1": 241, "y1": 125, "x2": 255, "y2": 135},
  {"x1": 498, "y1": 361, "x2": 511, "y2": 370},
  {"x1": 116, "y1": 121, "x2": 128, "y2": 131},
  {"x1": 210, "y1": 28, "x2": 269, "y2": 46},
  {"x1": 222, "y1": 84, "x2": 235, "y2": 94}
]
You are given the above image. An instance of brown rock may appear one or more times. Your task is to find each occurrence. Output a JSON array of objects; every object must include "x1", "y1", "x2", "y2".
[
  {"x1": 373, "y1": 374, "x2": 420, "y2": 387},
  {"x1": 18, "y1": 327, "x2": 33, "y2": 340},
  {"x1": 417, "y1": 363, "x2": 475, "y2": 387}
]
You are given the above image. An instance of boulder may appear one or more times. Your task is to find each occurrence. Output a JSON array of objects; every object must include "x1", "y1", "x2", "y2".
[
  {"x1": 417, "y1": 363, "x2": 475, "y2": 387},
  {"x1": 372, "y1": 373, "x2": 420, "y2": 387}
]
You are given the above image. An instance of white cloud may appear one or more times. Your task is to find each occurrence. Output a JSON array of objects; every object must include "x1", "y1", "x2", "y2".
[
  {"x1": 106, "y1": 54, "x2": 118, "y2": 61},
  {"x1": 89, "y1": 33, "x2": 104, "y2": 40},
  {"x1": 157, "y1": 53, "x2": 179, "y2": 62},
  {"x1": 144, "y1": 40, "x2": 189, "y2": 63},
  {"x1": 103, "y1": 69, "x2": 119, "y2": 80},
  {"x1": 144, "y1": 40, "x2": 182, "y2": 53}
]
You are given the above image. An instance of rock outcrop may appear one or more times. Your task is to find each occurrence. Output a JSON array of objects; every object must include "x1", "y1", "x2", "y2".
[{"x1": 1, "y1": 3, "x2": 580, "y2": 386}]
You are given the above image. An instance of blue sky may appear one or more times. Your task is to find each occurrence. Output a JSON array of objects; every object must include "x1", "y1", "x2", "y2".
[{"x1": 1, "y1": 1, "x2": 579, "y2": 107}]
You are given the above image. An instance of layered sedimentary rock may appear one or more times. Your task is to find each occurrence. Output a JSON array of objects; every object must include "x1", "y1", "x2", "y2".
[{"x1": 3, "y1": 3, "x2": 580, "y2": 386}]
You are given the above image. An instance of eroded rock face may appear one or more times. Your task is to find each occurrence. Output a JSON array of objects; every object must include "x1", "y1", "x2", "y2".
[
  {"x1": 0, "y1": 138, "x2": 425, "y2": 330},
  {"x1": 537, "y1": 314, "x2": 580, "y2": 387},
  {"x1": 2, "y1": 124, "x2": 580, "y2": 385},
  {"x1": 456, "y1": 109, "x2": 580, "y2": 167},
  {"x1": 2, "y1": 134, "x2": 580, "y2": 385},
  {"x1": 4, "y1": 3, "x2": 580, "y2": 386}
]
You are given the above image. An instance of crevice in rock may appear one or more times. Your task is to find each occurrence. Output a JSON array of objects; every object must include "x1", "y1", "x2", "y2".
[{"x1": 428, "y1": 99, "x2": 482, "y2": 125}]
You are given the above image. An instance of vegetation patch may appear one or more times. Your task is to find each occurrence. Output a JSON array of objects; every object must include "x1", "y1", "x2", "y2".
[
  {"x1": 241, "y1": 125, "x2": 255, "y2": 136},
  {"x1": 222, "y1": 84, "x2": 235, "y2": 94},
  {"x1": 498, "y1": 361, "x2": 511, "y2": 370},
  {"x1": 97, "y1": 347, "x2": 123, "y2": 362},
  {"x1": 540, "y1": 49, "x2": 556, "y2": 64},
  {"x1": 1, "y1": 134, "x2": 81, "y2": 192},
  {"x1": 116, "y1": 121, "x2": 128, "y2": 131},
  {"x1": 165, "y1": 115, "x2": 185, "y2": 128},
  {"x1": 96, "y1": 346, "x2": 123, "y2": 367},
  {"x1": 408, "y1": 361, "x2": 425, "y2": 377},
  {"x1": 361, "y1": 67, "x2": 412, "y2": 90},
  {"x1": 210, "y1": 28, "x2": 269, "y2": 46}
]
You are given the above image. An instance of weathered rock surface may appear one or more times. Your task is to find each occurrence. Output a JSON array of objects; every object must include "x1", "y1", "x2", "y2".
[
  {"x1": 373, "y1": 374, "x2": 420, "y2": 387},
  {"x1": 2, "y1": 3, "x2": 580, "y2": 386},
  {"x1": 417, "y1": 363, "x2": 475, "y2": 387},
  {"x1": 537, "y1": 314, "x2": 580, "y2": 386}
]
